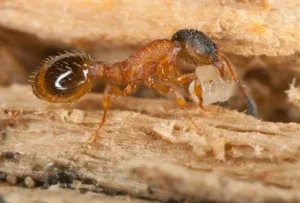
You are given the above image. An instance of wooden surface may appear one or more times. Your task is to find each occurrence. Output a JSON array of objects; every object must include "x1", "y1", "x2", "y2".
[
  {"x1": 0, "y1": 0, "x2": 300, "y2": 56},
  {"x1": 0, "y1": 184, "x2": 154, "y2": 203},
  {"x1": 1, "y1": 85, "x2": 300, "y2": 202},
  {"x1": 1, "y1": 1, "x2": 300, "y2": 202}
]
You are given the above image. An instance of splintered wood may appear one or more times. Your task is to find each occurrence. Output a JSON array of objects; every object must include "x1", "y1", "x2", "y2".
[
  {"x1": 286, "y1": 79, "x2": 300, "y2": 109},
  {"x1": 1, "y1": 85, "x2": 300, "y2": 202}
]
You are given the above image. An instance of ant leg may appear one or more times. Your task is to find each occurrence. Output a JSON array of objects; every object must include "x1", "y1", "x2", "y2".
[
  {"x1": 145, "y1": 77, "x2": 170, "y2": 94},
  {"x1": 193, "y1": 79, "x2": 206, "y2": 111},
  {"x1": 218, "y1": 53, "x2": 257, "y2": 116},
  {"x1": 106, "y1": 84, "x2": 138, "y2": 97},
  {"x1": 157, "y1": 63, "x2": 196, "y2": 84},
  {"x1": 122, "y1": 84, "x2": 138, "y2": 96},
  {"x1": 145, "y1": 77, "x2": 202, "y2": 132},
  {"x1": 87, "y1": 84, "x2": 137, "y2": 142},
  {"x1": 170, "y1": 73, "x2": 209, "y2": 112},
  {"x1": 156, "y1": 64, "x2": 181, "y2": 80},
  {"x1": 173, "y1": 89, "x2": 203, "y2": 133},
  {"x1": 86, "y1": 85, "x2": 112, "y2": 142},
  {"x1": 172, "y1": 73, "x2": 197, "y2": 85},
  {"x1": 156, "y1": 70, "x2": 209, "y2": 113}
]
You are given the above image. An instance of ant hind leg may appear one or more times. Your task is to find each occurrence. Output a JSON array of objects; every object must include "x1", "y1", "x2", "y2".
[
  {"x1": 86, "y1": 86, "x2": 112, "y2": 142},
  {"x1": 86, "y1": 84, "x2": 137, "y2": 142}
]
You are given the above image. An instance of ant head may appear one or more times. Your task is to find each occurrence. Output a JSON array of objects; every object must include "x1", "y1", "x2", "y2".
[
  {"x1": 172, "y1": 29, "x2": 219, "y2": 66},
  {"x1": 32, "y1": 52, "x2": 96, "y2": 103}
]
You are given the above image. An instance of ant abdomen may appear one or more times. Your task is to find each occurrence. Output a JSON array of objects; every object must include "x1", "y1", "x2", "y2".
[{"x1": 32, "y1": 52, "x2": 94, "y2": 103}]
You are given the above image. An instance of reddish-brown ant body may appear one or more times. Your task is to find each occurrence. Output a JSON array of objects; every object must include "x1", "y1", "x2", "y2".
[{"x1": 32, "y1": 29, "x2": 257, "y2": 142}]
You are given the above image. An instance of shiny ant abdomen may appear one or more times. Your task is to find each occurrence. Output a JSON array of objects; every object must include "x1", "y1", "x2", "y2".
[{"x1": 31, "y1": 29, "x2": 257, "y2": 142}]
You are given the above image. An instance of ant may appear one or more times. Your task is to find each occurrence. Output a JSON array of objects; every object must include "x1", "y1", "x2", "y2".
[{"x1": 31, "y1": 29, "x2": 257, "y2": 142}]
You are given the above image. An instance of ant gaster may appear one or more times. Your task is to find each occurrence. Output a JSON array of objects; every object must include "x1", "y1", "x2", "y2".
[{"x1": 32, "y1": 29, "x2": 257, "y2": 142}]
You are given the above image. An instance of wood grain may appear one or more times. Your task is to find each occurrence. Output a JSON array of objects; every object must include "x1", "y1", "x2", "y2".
[
  {"x1": 0, "y1": 0, "x2": 300, "y2": 56},
  {"x1": 1, "y1": 85, "x2": 300, "y2": 202}
]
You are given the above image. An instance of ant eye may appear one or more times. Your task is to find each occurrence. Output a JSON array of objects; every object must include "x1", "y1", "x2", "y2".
[{"x1": 32, "y1": 52, "x2": 94, "y2": 103}]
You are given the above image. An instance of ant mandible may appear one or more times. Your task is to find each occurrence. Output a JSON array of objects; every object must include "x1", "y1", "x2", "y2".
[{"x1": 31, "y1": 29, "x2": 257, "y2": 142}]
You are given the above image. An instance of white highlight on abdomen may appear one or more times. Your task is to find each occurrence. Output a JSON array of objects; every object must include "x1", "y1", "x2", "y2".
[{"x1": 55, "y1": 70, "x2": 73, "y2": 90}]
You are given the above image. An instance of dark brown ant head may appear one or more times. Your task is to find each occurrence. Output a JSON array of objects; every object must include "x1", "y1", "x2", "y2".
[
  {"x1": 171, "y1": 29, "x2": 220, "y2": 65},
  {"x1": 32, "y1": 52, "x2": 99, "y2": 103}
]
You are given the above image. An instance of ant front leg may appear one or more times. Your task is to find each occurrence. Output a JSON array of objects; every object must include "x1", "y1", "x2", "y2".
[
  {"x1": 158, "y1": 69, "x2": 209, "y2": 112},
  {"x1": 172, "y1": 73, "x2": 196, "y2": 85},
  {"x1": 192, "y1": 79, "x2": 205, "y2": 111},
  {"x1": 87, "y1": 84, "x2": 137, "y2": 142},
  {"x1": 145, "y1": 77, "x2": 202, "y2": 133},
  {"x1": 171, "y1": 73, "x2": 209, "y2": 112}
]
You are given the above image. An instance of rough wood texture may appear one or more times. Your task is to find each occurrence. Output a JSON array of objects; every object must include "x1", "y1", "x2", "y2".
[
  {"x1": 0, "y1": 0, "x2": 300, "y2": 56},
  {"x1": 0, "y1": 185, "x2": 154, "y2": 203},
  {"x1": 1, "y1": 1, "x2": 300, "y2": 201},
  {"x1": 1, "y1": 85, "x2": 300, "y2": 202}
]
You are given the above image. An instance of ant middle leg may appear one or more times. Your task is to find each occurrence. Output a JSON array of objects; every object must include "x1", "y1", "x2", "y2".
[
  {"x1": 145, "y1": 77, "x2": 170, "y2": 94},
  {"x1": 87, "y1": 84, "x2": 137, "y2": 142},
  {"x1": 173, "y1": 88, "x2": 203, "y2": 133}
]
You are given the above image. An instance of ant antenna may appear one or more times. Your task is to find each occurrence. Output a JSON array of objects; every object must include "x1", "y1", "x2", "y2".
[{"x1": 218, "y1": 53, "x2": 257, "y2": 116}]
